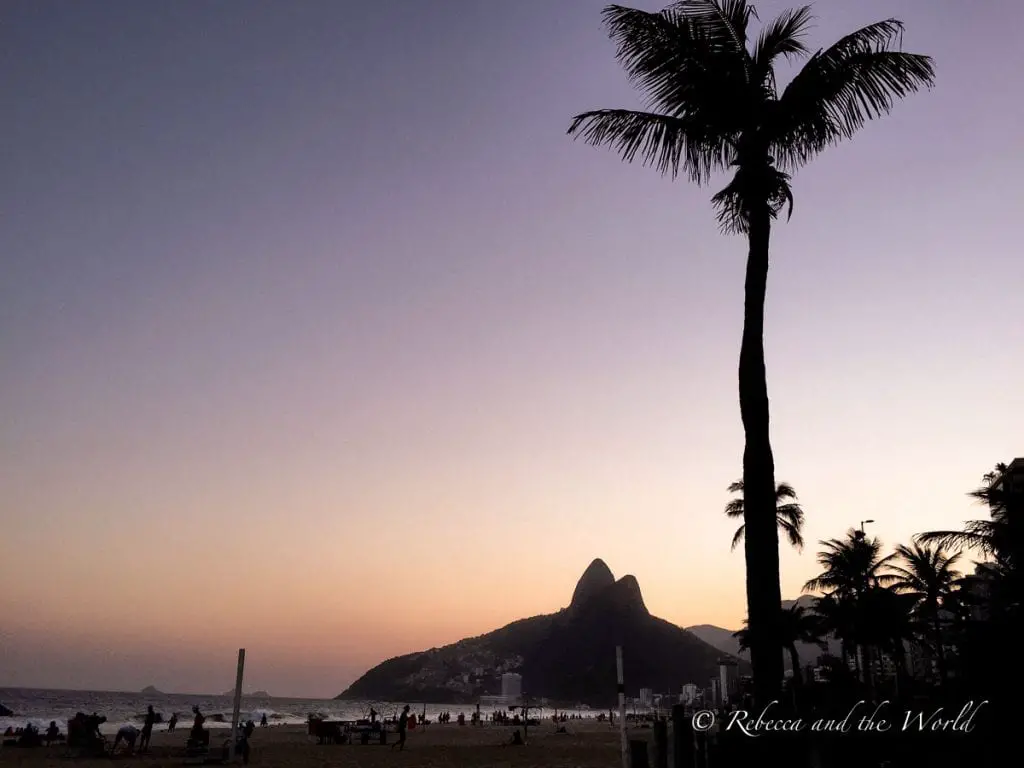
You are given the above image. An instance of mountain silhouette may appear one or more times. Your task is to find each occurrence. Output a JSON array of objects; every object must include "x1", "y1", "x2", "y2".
[
  {"x1": 569, "y1": 557, "x2": 616, "y2": 608},
  {"x1": 685, "y1": 596, "x2": 841, "y2": 670},
  {"x1": 338, "y1": 558, "x2": 744, "y2": 705}
]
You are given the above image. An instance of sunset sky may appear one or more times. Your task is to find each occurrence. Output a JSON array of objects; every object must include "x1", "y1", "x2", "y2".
[{"x1": 1, "y1": 0, "x2": 1021, "y2": 699}]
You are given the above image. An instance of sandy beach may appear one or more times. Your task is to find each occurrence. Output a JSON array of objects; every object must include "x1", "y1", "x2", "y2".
[{"x1": 0, "y1": 720, "x2": 632, "y2": 768}]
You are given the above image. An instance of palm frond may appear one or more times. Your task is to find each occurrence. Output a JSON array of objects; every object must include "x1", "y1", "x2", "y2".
[
  {"x1": 723, "y1": 477, "x2": 805, "y2": 551},
  {"x1": 752, "y1": 5, "x2": 813, "y2": 86},
  {"x1": 776, "y1": 504, "x2": 803, "y2": 524},
  {"x1": 779, "y1": 519, "x2": 803, "y2": 550},
  {"x1": 873, "y1": 572, "x2": 899, "y2": 588},
  {"x1": 915, "y1": 527, "x2": 995, "y2": 555},
  {"x1": 770, "y1": 19, "x2": 935, "y2": 170},
  {"x1": 802, "y1": 576, "x2": 830, "y2": 594},
  {"x1": 600, "y1": 4, "x2": 749, "y2": 138},
  {"x1": 672, "y1": 0, "x2": 756, "y2": 67},
  {"x1": 568, "y1": 109, "x2": 728, "y2": 183},
  {"x1": 775, "y1": 482, "x2": 798, "y2": 501}
]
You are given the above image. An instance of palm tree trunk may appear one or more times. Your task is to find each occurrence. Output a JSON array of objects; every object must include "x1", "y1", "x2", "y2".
[
  {"x1": 894, "y1": 643, "x2": 909, "y2": 699},
  {"x1": 931, "y1": 606, "x2": 947, "y2": 682},
  {"x1": 861, "y1": 644, "x2": 874, "y2": 694},
  {"x1": 740, "y1": 209, "x2": 783, "y2": 707},
  {"x1": 788, "y1": 645, "x2": 802, "y2": 687}
]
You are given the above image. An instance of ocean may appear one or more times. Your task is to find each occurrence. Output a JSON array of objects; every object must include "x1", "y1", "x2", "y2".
[{"x1": 0, "y1": 688, "x2": 566, "y2": 736}]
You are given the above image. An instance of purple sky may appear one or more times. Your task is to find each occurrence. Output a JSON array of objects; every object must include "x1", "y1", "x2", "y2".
[{"x1": 1, "y1": 0, "x2": 1022, "y2": 698}]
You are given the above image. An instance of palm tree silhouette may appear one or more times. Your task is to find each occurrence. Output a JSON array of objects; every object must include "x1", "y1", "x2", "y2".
[
  {"x1": 567, "y1": 0, "x2": 934, "y2": 703},
  {"x1": 724, "y1": 479, "x2": 804, "y2": 551},
  {"x1": 856, "y1": 585, "x2": 918, "y2": 694},
  {"x1": 804, "y1": 529, "x2": 897, "y2": 598},
  {"x1": 888, "y1": 543, "x2": 961, "y2": 681},
  {"x1": 918, "y1": 463, "x2": 1021, "y2": 563},
  {"x1": 918, "y1": 463, "x2": 1023, "y2": 621},
  {"x1": 810, "y1": 593, "x2": 856, "y2": 669},
  {"x1": 734, "y1": 604, "x2": 824, "y2": 687},
  {"x1": 803, "y1": 529, "x2": 897, "y2": 686}
]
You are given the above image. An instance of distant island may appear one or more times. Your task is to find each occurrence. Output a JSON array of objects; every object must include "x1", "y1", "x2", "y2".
[
  {"x1": 337, "y1": 558, "x2": 745, "y2": 706},
  {"x1": 140, "y1": 686, "x2": 162, "y2": 695},
  {"x1": 222, "y1": 690, "x2": 271, "y2": 698}
]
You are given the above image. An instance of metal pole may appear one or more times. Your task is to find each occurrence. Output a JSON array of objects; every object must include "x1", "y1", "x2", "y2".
[
  {"x1": 616, "y1": 646, "x2": 628, "y2": 768},
  {"x1": 229, "y1": 649, "x2": 245, "y2": 762}
]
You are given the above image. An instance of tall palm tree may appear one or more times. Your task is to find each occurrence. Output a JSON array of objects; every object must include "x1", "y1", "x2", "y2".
[
  {"x1": 804, "y1": 530, "x2": 898, "y2": 687},
  {"x1": 724, "y1": 479, "x2": 804, "y2": 551},
  {"x1": 567, "y1": 0, "x2": 934, "y2": 704},
  {"x1": 888, "y1": 543, "x2": 960, "y2": 680}
]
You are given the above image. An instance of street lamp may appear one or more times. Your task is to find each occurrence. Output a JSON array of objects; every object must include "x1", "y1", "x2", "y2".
[{"x1": 854, "y1": 519, "x2": 875, "y2": 540}]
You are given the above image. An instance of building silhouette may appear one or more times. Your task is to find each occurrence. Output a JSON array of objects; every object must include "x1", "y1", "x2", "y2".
[
  {"x1": 718, "y1": 658, "x2": 739, "y2": 706},
  {"x1": 500, "y1": 672, "x2": 522, "y2": 702}
]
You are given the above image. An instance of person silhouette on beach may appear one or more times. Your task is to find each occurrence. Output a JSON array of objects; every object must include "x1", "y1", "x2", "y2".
[
  {"x1": 113, "y1": 724, "x2": 139, "y2": 754},
  {"x1": 167, "y1": 713, "x2": 178, "y2": 732},
  {"x1": 391, "y1": 705, "x2": 410, "y2": 751},
  {"x1": 260, "y1": 713, "x2": 267, "y2": 728},
  {"x1": 140, "y1": 705, "x2": 156, "y2": 752},
  {"x1": 190, "y1": 706, "x2": 209, "y2": 746}
]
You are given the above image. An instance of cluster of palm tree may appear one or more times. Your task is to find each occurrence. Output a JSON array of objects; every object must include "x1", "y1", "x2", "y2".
[
  {"x1": 727, "y1": 462, "x2": 1022, "y2": 695},
  {"x1": 568, "y1": 0, "x2": 935, "y2": 705}
]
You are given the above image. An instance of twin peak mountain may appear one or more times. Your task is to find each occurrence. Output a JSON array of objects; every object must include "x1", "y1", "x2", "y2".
[{"x1": 338, "y1": 559, "x2": 742, "y2": 705}]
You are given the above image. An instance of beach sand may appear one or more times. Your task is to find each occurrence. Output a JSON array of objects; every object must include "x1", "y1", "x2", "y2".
[{"x1": 0, "y1": 720, "x2": 637, "y2": 768}]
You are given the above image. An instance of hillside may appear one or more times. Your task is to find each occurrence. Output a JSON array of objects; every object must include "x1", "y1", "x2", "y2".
[
  {"x1": 685, "y1": 596, "x2": 842, "y2": 670},
  {"x1": 338, "y1": 559, "x2": 745, "y2": 706}
]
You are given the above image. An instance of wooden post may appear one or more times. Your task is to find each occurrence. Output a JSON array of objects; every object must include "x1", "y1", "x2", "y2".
[
  {"x1": 616, "y1": 646, "x2": 628, "y2": 768},
  {"x1": 630, "y1": 737, "x2": 651, "y2": 768},
  {"x1": 671, "y1": 704, "x2": 693, "y2": 768},
  {"x1": 522, "y1": 698, "x2": 530, "y2": 744},
  {"x1": 229, "y1": 649, "x2": 245, "y2": 762},
  {"x1": 694, "y1": 729, "x2": 707, "y2": 768},
  {"x1": 653, "y1": 719, "x2": 668, "y2": 768}
]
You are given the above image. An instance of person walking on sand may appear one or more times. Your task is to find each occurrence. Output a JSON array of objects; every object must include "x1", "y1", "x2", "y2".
[
  {"x1": 140, "y1": 705, "x2": 156, "y2": 752},
  {"x1": 390, "y1": 705, "x2": 410, "y2": 751}
]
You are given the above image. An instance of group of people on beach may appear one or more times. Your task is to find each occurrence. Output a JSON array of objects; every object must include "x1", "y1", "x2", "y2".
[
  {"x1": 4, "y1": 701, "x2": 261, "y2": 764},
  {"x1": 2, "y1": 721, "x2": 64, "y2": 748}
]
